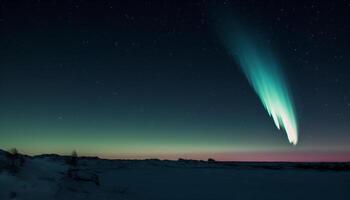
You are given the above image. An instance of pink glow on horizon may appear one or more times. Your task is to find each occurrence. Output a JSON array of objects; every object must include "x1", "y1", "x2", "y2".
[
  {"x1": 99, "y1": 151, "x2": 350, "y2": 162},
  {"x1": 208, "y1": 151, "x2": 350, "y2": 162}
]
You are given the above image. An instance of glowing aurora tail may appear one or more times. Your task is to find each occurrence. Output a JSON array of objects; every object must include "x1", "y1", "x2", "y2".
[{"x1": 224, "y1": 34, "x2": 298, "y2": 145}]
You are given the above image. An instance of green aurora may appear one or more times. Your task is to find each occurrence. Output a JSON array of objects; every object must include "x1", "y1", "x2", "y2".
[{"x1": 220, "y1": 28, "x2": 298, "y2": 145}]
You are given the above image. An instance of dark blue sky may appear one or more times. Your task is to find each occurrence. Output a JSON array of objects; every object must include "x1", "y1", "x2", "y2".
[{"x1": 1, "y1": 0, "x2": 350, "y2": 161}]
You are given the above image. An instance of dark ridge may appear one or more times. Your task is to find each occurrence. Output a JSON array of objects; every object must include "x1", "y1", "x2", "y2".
[{"x1": 1, "y1": 149, "x2": 349, "y2": 171}]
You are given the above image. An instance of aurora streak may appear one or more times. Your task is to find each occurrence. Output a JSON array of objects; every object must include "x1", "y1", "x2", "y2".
[{"x1": 223, "y1": 32, "x2": 298, "y2": 145}]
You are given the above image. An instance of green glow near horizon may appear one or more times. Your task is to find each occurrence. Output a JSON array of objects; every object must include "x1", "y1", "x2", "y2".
[
  {"x1": 222, "y1": 32, "x2": 298, "y2": 145},
  {"x1": 0, "y1": 125, "x2": 287, "y2": 157}
]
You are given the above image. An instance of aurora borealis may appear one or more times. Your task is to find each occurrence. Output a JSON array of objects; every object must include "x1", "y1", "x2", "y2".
[
  {"x1": 1, "y1": 1, "x2": 350, "y2": 161},
  {"x1": 221, "y1": 30, "x2": 298, "y2": 145}
]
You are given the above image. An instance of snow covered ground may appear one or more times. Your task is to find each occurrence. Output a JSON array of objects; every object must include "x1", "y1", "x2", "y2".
[{"x1": 0, "y1": 150, "x2": 349, "y2": 200}]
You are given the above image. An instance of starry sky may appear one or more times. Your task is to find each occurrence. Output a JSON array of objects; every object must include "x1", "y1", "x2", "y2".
[{"x1": 1, "y1": 0, "x2": 350, "y2": 161}]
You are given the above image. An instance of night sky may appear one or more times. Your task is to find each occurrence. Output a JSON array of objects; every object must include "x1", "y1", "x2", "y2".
[{"x1": 1, "y1": 0, "x2": 350, "y2": 161}]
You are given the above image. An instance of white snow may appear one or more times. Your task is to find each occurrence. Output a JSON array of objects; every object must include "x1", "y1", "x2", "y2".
[{"x1": 0, "y1": 151, "x2": 349, "y2": 200}]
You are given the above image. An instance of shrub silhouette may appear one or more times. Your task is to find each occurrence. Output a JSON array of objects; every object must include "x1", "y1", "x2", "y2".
[
  {"x1": 66, "y1": 150, "x2": 78, "y2": 167},
  {"x1": 6, "y1": 148, "x2": 25, "y2": 173}
]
